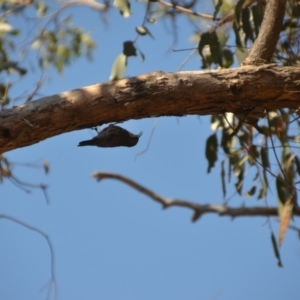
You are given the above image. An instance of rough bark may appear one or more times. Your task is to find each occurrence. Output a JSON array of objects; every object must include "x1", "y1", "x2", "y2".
[
  {"x1": 1, "y1": 65, "x2": 300, "y2": 153},
  {"x1": 242, "y1": 0, "x2": 287, "y2": 65}
]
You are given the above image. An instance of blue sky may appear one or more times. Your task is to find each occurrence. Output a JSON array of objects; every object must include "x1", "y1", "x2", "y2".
[{"x1": 1, "y1": 1, "x2": 300, "y2": 300}]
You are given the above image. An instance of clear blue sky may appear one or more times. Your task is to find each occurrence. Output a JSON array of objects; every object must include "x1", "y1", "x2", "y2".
[{"x1": 1, "y1": 2, "x2": 299, "y2": 300}]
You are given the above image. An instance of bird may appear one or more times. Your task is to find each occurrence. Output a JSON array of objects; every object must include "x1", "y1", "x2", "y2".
[{"x1": 78, "y1": 124, "x2": 142, "y2": 148}]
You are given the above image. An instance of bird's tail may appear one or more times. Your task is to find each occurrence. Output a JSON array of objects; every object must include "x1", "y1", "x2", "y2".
[{"x1": 78, "y1": 140, "x2": 96, "y2": 147}]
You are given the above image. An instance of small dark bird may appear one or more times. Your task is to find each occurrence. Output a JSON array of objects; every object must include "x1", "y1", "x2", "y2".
[{"x1": 78, "y1": 124, "x2": 142, "y2": 148}]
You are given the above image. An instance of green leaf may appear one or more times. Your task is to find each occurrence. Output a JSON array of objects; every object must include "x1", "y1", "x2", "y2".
[
  {"x1": 222, "y1": 48, "x2": 234, "y2": 68},
  {"x1": 234, "y1": 155, "x2": 245, "y2": 195},
  {"x1": 147, "y1": 18, "x2": 156, "y2": 24},
  {"x1": 233, "y1": 21, "x2": 243, "y2": 48},
  {"x1": 135, "y1": 26, "x2": 155, "y2": 39},
  {"x1": 271, "y1": 232, "x2": 283, "y2": 267},
  {"x1": 253, "y1": 170, "x2": 260, "y2": 181},
  {"x1": 0, "y1": 84, "x2": 10, "y2": 105},
  {"x1": 136, "y1": 26, "x2": 147, "y2": 35},
  {"x1": 210, "y1": 115, "x2": 220, "y2": 131},
  {"x1": 258, "y1": 187, "x2": 265, "y2": 200},
  {"x1": 252, "y1": 4, "x2": 264, "y2": 37},
  {"x1": 109, "y1": 53, "x2": 127, "y2": 80},
  {"x1": 294, "y1": 155, "x2": 300, "y2": 175},
  {"x1": 216, "y1": 23, "x2": 229, "y2": 47},
  {"x1": 205, "y1": 133, "x2": 218, "y2": 173},
  {"x1": 276, "y1": 174, "x2": 294, "y2": 210},
  {"x1": 213, "y1": 0, "x2": 223, "y2": 21},
  {"x1": 114, "y1": 0, "x2": 131, "y2": 18},
  {"x1": 209, "y1": 32, "x2": 223, "y2": 67},
  {"x1": 292, "y1": 3, "x2": 300, "y2": 17},
  {"x1": 0, "y1": 22, "x2": 13, "y2": 33},
  {"x1": 279, "y1": 197, "x2": 293, "y2": 247},
  {"x1": 260, "y1": 146, "x2": 270, "y2": 169},
  {"x1": 35, "y1": 0, "x2": 48, "y2": 16},
  {"x1": 221, "y1": 129, "x2": 234, "y2": 155},
  {"x1": 248, "y1": 145, "x2": 259, "y2": 165},
  {"x1": 241, "y1": 7, "x2": 254, "y2": 43},
  {"x1": 198, "y1": 31, "x2": 223, "y2": 67},
  {"x1": 0, "y1": 61, "x2": 27, "y2": 75},
  {"x1": 281, "y1": 19, "x2": 298, "y2": 31},
  {"x1": 31, "y1": 39, "x2": 41, "y2": 49},
  {"x1": 198, "y1": 32, "x2": 210, "y2": 59},
  {"x1": 55, "y1": 59, "x2": 64, "y2": 73},
  {"x1": 236, "y1": 46, "x2": 248, "y2": 64},
  {"x1": 57, "y1": 45, "x2": 71, "y2": 60},
  {"x1": 221, "y1": 160, "x2": 226, "y2": 198},
  {"x1": 228, "y1": 155, "x2": 233, "y2": 183},
  {"x1": 138, "y1": 49, "x2": 145, "y2": 62},
  {"x1": 234, "y1": 0, "x2": 245, "y2": 26},
  {"x1": 244, "y1": 185, "x2": 256, "y2": 197},
  {"x1": 235, "y1": 169, "x2": 244, "y2": 195},
  {"x1": 259, "y1": 146, "x2": 270, "y2": 199}
]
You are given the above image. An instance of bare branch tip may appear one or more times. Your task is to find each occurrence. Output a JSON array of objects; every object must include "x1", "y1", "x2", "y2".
[{"x1": 192, "y1": 211, "x2": 202, "y2": 222}]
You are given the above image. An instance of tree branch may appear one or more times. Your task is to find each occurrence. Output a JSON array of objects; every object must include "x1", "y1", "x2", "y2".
[
  {"x1": 58, "y1": 0, "x2": 108, "y2": 12},
  {"x1": 0, "y1": 214, "x2": 57, "y2": 299},
  {"x1": 158, "y1": 0, "x2": 214, "y2": 20},
  {"x1": 92, "y1": 171, "x2": 300, "y2": 221},
  {"x1": 1, "y1": 65, "x2": 300, "y2": 153},
  {"x1": 242, "y1": 0, "x2": 287, "y2": 65}
]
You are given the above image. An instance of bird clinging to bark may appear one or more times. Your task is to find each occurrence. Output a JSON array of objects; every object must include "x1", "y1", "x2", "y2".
[{"x1": 78, "y1": 124, "x2": 142, "y2": 148}]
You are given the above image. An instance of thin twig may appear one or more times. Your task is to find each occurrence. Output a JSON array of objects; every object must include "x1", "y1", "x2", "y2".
[
  {"x1": 177, "y1": 49, "x2": 196, "y2": 71},
  {"x1": 26, "y1": 76, "x2": 47, "y2": 102},
  {"x1": 0, "y1": 214, "x2": 57, "y2": 300},
  {"x1": 92, "y1": 171, "x2": 300, "y2": 221},
  {"x1": 223, "y1": 114, "x2": 278, "y2": 180},
  {"x1": 158, "y1": 0, "x2": 214, "y2": 20},
  {"x1": 9, "y1": 175, "x2": 49, "y2": 204},
  {"x1": 135, "y1": 118, "x2": 159, "y2": 160}
]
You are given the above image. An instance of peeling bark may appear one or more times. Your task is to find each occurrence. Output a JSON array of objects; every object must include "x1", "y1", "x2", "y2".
[{"x1": 1, "y1": 65, "x2": 300, "y2": 153}]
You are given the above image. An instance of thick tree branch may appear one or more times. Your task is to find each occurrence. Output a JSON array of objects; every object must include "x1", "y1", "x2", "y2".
[
  {"x1": 243, "y1": 0, "x2": 287, "y2": 65},
  {"x1": 1, "y1": 65, "x2": 300, "y2": 153},
  {"x1": 93, "y1": 172, "x2": 300, "y2": 221}
]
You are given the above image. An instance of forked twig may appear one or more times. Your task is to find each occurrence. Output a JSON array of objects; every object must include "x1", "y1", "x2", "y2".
[{"x1": 92, "y1": 171, "x2": 300, "y2": 221}]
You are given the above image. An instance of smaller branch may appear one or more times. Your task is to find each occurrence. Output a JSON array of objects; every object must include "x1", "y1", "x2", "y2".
[
  {"x1": 9, "y1": 175, "x2": 49, "y2": 204},
  {"x1": 135, "y1": 118, "x2": 158, "y2": 160},
  {"x1": 0, "y1": 156, "x2": 50, "y2": 203},
  {"x1": 57, "y1": 0, "x2": 108, "y2": 12},
  {"x1": 92, "y1": 172, "x2": 300, "y2": 221},
  {"x1": 158, "y1": 0, "x2": 214, "y2": 20},
  {"x1": 0, "y1": 1, "x2": 31, "y2": 19},
  {"x1": 288, "y1": 224, "x2": 300, "y2": 238},
  {"x1": 242, "y1": 0, "x2": 287, "y2": 65},
  {"x1": 39, "y1": 0, "x2": 108, "y2": 39},
  {"x1": 0, "y1": 214, "x2": 57, "y2": 299},
  {"x1": 177, "y1": 49, "x2": 196, "y2": 71},
  {"x1": 26, "y1": 76, "x2": 46, "y2": 102}
]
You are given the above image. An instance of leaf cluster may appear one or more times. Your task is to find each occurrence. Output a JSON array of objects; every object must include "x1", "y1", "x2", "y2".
[
  {"x1": 206, "y1": 109, "x2": 300, "y2": 246},
  {"x1": 0, "y1": 1, "x2": 96, "y2": 107}
]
